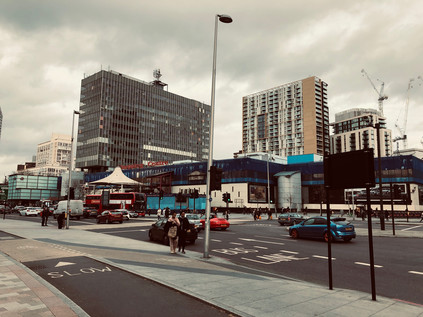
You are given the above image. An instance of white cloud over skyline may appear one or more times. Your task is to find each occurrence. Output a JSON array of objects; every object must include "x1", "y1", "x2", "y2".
[{"x1": 1, "y1": 0, "x2": 422, "y2": 178}]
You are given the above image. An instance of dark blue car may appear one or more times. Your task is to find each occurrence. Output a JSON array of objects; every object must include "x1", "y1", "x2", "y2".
[{"x1": 289, "y1": 217, "x2": 356, "y2": 242}]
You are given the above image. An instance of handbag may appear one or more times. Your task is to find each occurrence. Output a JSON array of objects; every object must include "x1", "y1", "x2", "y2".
[{"x1": 168, "y1": 225, "x2": 177, "y2": 238}]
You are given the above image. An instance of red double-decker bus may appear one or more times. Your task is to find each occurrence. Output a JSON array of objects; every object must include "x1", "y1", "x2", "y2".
[{"x1": 85, "y1": 192, "x2": 146, "y2": 215}]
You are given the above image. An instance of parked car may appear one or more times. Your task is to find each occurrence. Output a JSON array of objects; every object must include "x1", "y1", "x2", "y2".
[
  {"x1": 83, "y1": 207, "x2": 98, "y2": 218},
  {"x1": 148, "y1": 219, "x2": 198, "y2": 245},
  {"x1": 200, "y1": 214, "x2": 230, "y2": 230},
  {"x1": 289, "y1": 217, "x2": 356, "y2": 242},
  {"x1": 96, "y1": 210, "x2": 123, "y2": 224},
  {"x1": 278, "y1": 213, "x2": 305, "y2": 226},
  {"x1": 20, "y1": 207, "x2": 42, "y2": 216},
  {"x1": 185, "y1": 213, "x2": 203, "y2": 232}
]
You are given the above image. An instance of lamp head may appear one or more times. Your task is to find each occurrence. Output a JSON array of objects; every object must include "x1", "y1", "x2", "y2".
[{"x1": 218, "y1": 14, "x2": 233, "y2": 23}]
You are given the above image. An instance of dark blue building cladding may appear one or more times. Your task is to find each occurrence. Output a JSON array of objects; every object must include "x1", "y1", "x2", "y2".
[{"x1": 84, "y1": 157, "x2": 282, "y2": 187}]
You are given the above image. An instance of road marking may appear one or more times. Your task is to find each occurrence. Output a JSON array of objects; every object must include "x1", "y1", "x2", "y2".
[
  {"x1": 313, "y1": 255, "x2": 336, "y2": 260},
  {"x1": 242, "y1": 253, "x2": 309, "y2": 265},
  {"x1": 55, "y1": 261, "x2": 76, "y2": 268},
  {"x1": 254, "y1": 246, "x2": 268, "y2": 249},
  {"x1": 355, "y1": 262, "x2": 383, "y2": 268},
  {"x1": 401, "y1": 225, "x2": 422, "y2": 232},
  {"x1": 239, "y1": 238, "x2": 284, "y2": 245},
  {"x1": 213, "y1": 247, "x2": 258, "y2": 255},
  {"x1": 99, "y1": 229, "x2": 148, "y2": 234},
  {"x1": 254, "y1": 235, "x2": 291, "y2": 241},
  {"x1": 280, "y1": 250, "x2": 299, "y2": 254},
  {"x1": 211, "y1": 239, "x2": 222, "y2": 242},
  {"x1": 409, "y1": 271, "x2": 423, "y2": 275},
  {"x1": 230, "y1": 242, "x2": 243, "y2": 245}
]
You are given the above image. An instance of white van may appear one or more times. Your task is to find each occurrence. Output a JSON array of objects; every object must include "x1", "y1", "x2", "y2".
[{"x1": 54, "y1": 200, "x2": 84, "y2": 220}]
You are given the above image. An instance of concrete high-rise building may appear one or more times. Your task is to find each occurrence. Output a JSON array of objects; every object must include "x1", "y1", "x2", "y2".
[
  {"x1": 242, "y1": 76, "x2": 329, "y2": 157},
  {"x1": 76, "y1": 70, "x2": 211, "y2": 173},
  {"x1": 36, "y1": 133, "x2": 72, "y2": 167},
  {"x1": 330, "y1": 108, "x2": 392, "y2": 157}
]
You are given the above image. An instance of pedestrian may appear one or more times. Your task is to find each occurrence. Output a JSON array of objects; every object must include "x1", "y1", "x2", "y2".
[
  {"x1": 225, "y1": 210, "x2": 229, "y2": 221},
  {"x1": 164, "y1": 207, "x2": 170, "y2": 218},
  {"x1": 157, "y1": 207, "x2": 162, "y2": 220},
  {"x1": 57, "y1": 212, "x2": 65, "y2": 229},
  {"x1": 41, "y1": 204, "x2": 50, "y2": 226},
  {"x1": 165, "y1": 211, "x2": 180, "y2": 254},
  {"x1": 267, "y1": 208, "x2": 272, "y2": 220},
  {"x1": 178, "y1": 211, "x2": 190, "y2": 254},
  {"x1": 420, "y1": 212, "x2": 423, "y2": 223}
]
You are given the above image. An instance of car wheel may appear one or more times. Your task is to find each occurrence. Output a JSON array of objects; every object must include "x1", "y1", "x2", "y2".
[
  {"x1": 148, "y1": 230, "x2": 153, "y2": 241},
  {"x1": 107, "y1": 218, "x2": 111, "y2": 224},
  {"x1": 119, "y1": 220, "x2": 123, "y2": 224},
  {"x1": 96, "y1": 218, "x2": 100, "y2": 224},
  {"x1": 324, "y1": 232, "x2": 333, "y2": 242},
  {"x1": 343, "y1": 237, "x2": 352, "y2": 242},
  {"x1": 291, "y1": 229, "x2": 299, "y2": 239},
  {"x1": 76, "y1": 216, "x2": 80, "y2": 220},
  {"x1": 221, "y1": 228, "x2": 227, "y2": 231}
]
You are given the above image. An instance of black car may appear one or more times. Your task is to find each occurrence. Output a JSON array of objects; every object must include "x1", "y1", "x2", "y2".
[
  {"x1": 83, "y1": 207, "x2": 98, "y2": 218},
  {"x1": 148, "y1": 219, "x2": 198, "y2": 245},
  {"x1": 278, "y1": 213, "x2": 305, "y2": 226}
]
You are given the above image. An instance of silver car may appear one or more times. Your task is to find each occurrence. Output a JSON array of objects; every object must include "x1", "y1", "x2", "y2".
[{"x1": 185, "y1": 213, "x2": 203, "y2": 232}]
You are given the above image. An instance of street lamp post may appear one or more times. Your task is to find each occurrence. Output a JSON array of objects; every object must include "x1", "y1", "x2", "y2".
[
  {"x1": 66, "y1": 110, "x2": 80, "y2": 229},
  {"x1": 204, "y1": 14, "x2": 232, "y2": 259}
]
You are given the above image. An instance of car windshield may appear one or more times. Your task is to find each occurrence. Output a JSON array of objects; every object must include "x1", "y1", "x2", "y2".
[
  {"x1": 186, "y1": 214, "x2": 200, "y2": 220},
  {"x1": 110, "y1": 211, "x2": 122, "y2": 215}
]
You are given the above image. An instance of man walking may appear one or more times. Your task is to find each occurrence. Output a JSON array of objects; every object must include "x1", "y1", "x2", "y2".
[
  {"x1": 41, "y1": 204, "x2": 50, "y2": 226},
  {"x1": 178, "y1": 211, "x2": 190, "y2": 254}
]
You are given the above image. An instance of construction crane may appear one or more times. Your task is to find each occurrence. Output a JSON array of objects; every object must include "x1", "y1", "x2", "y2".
[
  {"x1": 361, "y1": 69, "x2": 388, "y2": 115},
  {"x1": 394, "y1": 76, "x2": 422, "y2": 152}
]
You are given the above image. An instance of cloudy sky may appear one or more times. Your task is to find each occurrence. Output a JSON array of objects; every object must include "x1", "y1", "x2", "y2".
[{"x1": 1, "y1": 0, "x2": 422, "y2": 178}]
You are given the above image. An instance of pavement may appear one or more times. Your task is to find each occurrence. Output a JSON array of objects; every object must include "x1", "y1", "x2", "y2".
[{"x1": 1, "y1": 213, "x2": 423, "y2": 317}]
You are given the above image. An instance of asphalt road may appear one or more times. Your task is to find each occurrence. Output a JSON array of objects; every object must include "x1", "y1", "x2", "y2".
[
  {"x1": 22, "y1": 255, "x2": 232, "y2": 317},
  {"x1": 8, "y1": 213, "x2": 423, "y2": 306}
]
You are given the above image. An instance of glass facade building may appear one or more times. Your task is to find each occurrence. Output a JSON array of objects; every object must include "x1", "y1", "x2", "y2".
[
  {"x1": 8, "y1": 174, "x2": 61, "y2": 202},
  {"x1": 76, "y1": 70, "x2": 211, "y2": 173}
]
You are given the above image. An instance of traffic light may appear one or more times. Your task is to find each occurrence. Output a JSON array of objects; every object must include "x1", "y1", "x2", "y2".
[
  {"x1": 176, "y1": 192, "x2": 185, "y2": 203},
  {"x1": 190, "y1": 189, "x2": 199, "y2": 199},
  {"x1": 159, "y1": 189, "x2": 164, "y2": 200},
  {"x1": 210, "y1": 166, "x2": 223, "y2": 192},
  {"x1": 222, "y1": 193, "x2": 227, "y2": 202},
  {"x1": 69, "y1": 187, "x2": 75, "y2": 199},
  {"x1": 222, "y1": 192, "x2": 231, "y2": 203}
]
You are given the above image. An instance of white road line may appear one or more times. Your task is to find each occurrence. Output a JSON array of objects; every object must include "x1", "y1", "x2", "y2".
[
  {"x1": 230, "y1": 242, "x2": 244, "y2": 245},
  {"x1": 355, "y1": 262, "x2": 383, "y2": 268},
  {"x1": 211, "y1": 239, "x2": 222, "y2": 242},
  {"x1": 281, "y1": 250, "x2": 299, "y2": 254},
  {"x1": 254, "y1": 246, "x2": 268, "y2": 249},
  {"x1": 99, "y1": 229, "x2": 147, "y2": 234},
  {"x1": 239, "y1": 238, "x2": 284, "y2": 245},
  {"x1": 409, "y1": 271, "x2": 423, "y2": 275},
  {"x1": 401, "y1": 225, "x2": 423, "y2": 232},
  {"x1": 313, "y1": 255, "x2": 336, "y2": 260}
]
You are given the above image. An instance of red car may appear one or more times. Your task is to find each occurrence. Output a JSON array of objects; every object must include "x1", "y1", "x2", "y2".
[
  {"x1": 200, "y1": 214, "x2": 230, "y2": 230},
  {"x1": 96, "y1": 210, "x2": 123, "y2": 224}
]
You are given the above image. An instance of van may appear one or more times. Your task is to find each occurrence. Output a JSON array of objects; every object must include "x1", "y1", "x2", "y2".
[{"x1": 54, "y1": 200, "x2": 84, "y2": 220}]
